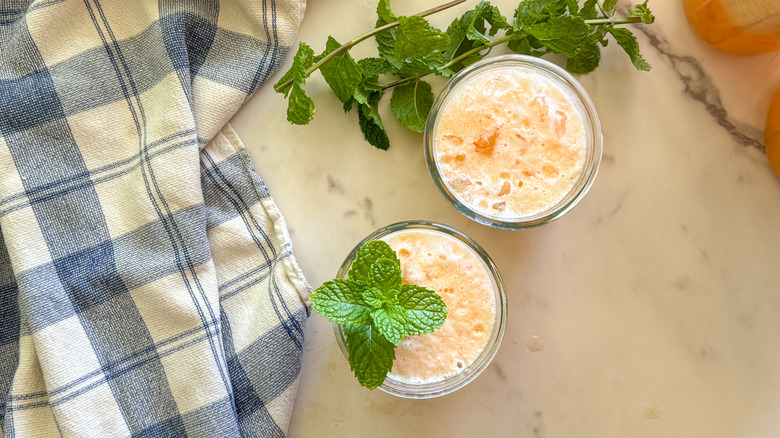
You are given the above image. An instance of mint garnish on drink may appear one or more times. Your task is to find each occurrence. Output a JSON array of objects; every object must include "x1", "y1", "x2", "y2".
[{"x1": 311, "y1": 240, "x2": 448, "y2": 389}]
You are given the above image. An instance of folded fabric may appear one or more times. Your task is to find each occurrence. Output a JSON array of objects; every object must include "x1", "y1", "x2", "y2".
[{"x1": 0, "y1": 1, "x2": 310, "y2": 436}]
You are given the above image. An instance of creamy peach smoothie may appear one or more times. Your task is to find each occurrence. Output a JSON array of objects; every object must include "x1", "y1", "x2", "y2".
[
  {"x1": 380, "y1": 229, "x2": 496, "y2": 384},
  {"x1": 434, "y1": 66, "x2": 588, "y2": 220}
]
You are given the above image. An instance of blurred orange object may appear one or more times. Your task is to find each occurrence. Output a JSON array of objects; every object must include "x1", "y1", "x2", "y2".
[
  {"x1": 683, "y1": 0, "x2": 780, "y2": 55},
  {"x1": 767, "y1": 88, "x2": 780, "y2": 178}
]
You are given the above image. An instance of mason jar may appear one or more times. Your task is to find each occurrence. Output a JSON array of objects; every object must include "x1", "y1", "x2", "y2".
[
  {"x1": 333, "y1": 221, "x2": 507, "y2": 398},
  {"x1": 424, "y1": 54, "x2": 603, "y2": 229}
]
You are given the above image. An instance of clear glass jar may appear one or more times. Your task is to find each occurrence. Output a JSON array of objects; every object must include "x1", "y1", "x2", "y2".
[
  {"x1": 424, "y1": 54, "x2": 603, "y2": 229},
  {"x1": 333, "y1": 221, "x2": 507, "y2": 399}
]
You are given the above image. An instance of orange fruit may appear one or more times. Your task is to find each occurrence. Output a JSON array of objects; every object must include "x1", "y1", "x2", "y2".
[
  {"x1": 767, "y1": 88, "x2": 780, "y2": 178},
  {"x1": 683, "y1": 0, "x2": 780, "y2": 55}
]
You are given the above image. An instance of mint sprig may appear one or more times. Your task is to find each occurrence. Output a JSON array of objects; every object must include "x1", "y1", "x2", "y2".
[
  {"x1": 274, "y1": 0, "x2": 655, "y2": 149},
  {"x1": 311, "y1": 240, "x2": 448, "y2": 389}
]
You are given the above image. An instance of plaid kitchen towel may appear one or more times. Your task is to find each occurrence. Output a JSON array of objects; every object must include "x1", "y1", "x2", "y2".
[{"x1": 0, "y1": 0, "x2": 311, "y2": 437}]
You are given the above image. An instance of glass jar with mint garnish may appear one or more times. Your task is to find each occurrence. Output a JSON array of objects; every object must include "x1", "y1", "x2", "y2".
[{"x1": 311, "y1": 221, "x2": 507, "y2": 399}]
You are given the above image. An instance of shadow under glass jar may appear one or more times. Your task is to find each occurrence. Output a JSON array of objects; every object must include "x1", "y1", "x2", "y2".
[
  {"x1": 333, "y1": 221, "x2": 507, "y2": 399},
  {"x1": 424, "y1": 54, "x2": 603, "y2": 230}
]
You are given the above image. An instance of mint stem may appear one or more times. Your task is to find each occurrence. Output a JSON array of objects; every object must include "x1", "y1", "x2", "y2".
[
  {"x1": 381, "y1": 15, "x2": 645, "y2": 91},
  {"x1": 274, "y1": 0, "x2": 466, "y2": 94},
  {"x1": 582, "y1": 16, "x2": 644, "y2": 25}
]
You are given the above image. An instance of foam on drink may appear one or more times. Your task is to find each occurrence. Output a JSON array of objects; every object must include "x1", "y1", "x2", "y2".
[
  {"x1": 381, "y1": 229, "x2": 496, "y2": 385},
  {"x1": 434, "y1": 67, "x2": 588, "y2": 220}
]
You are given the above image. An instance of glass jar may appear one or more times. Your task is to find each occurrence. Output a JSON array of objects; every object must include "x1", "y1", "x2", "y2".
[
  {"x1": 333, "y1": 221, "x2": 507, "y2": 399},
  {"x1": 424, "y1": 54, "x2": 603, "y2": 229},
  {"x1": 683, "y1": 0, "x2": 780, "y2": 55}
]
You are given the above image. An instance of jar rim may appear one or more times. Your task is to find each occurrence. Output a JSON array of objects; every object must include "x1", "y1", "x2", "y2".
[
  {"x1": 333, "y1": 220, "x2": 508, "y2": 399},
  {"x1": 423, "y1": 54, "x2": 603, "y2": 229}
]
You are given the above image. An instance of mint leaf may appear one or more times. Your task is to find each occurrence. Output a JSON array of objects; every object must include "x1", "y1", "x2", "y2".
[
  {"x1": 528, "y1": 15, "x2": 591, "y2": 57},
  {"x1": 349, "y1": 240, "x2": 400, "y2": 282},
  {"x1": 319, "y1": 36, "x2": 363, "y2": 104},
  {"x1": 397, "y1": 284, "x2": 447, "y2": 337},
  {"x1": 608, "y1": 27, "x2": 651, "y2": 71},
  {"x1": 446, "y1": 1, "x2": 510, "y2": 71},
  {"x1": 274, "y1": 42, "x2": 313, "y2": 97},
  {"x1": 359, "y1": 57, "x2": 392, "y2": 83},
  {"x1": 395, "y1": 55, "x2": 453, "y2": 77},
  {"x1": 513, "y1": 0, "x2": 569, "y2": 29},
  {"x1": 603, "y1": 0, "x2": 618, "y2": 15},
  {"x1": 469, "y1": 2, "x2": 511, "y2": 42},
  {"x1": 578, "y1": 0, "x2": 598, "y2": 19},
  {"x1": 390, "y1": 79, "x2": 433, "y2": 133},
  {"x1": 394, "y1": 16, "x2": 450, "y2": 70},
  {"x1": 274, "y1": 42, "x2": 315, "y2": 125},
  {"x1": 361, "y1": 287, "x2": 385, "y2": 309},
  {"x1": 507, "y1": 35, "x2": 546, "y2": 57},
  {"x1": 370, "y1": 305, "x2": 409, "y2": 345},
  {"x1": 311, "y1": 279, "x2": 371, "y2": 325},
  {"x1": 368, "y1": 257, "x2": 402, "y2": 296},
  {"x1": 376, "y1": 0, "x2": 396, "y2": 25},
  {"x1": 287, "y1": 84, "x2": 315, "y2": 125},
  {"x1": 375, "y1": 0, "x2": 400, "y2": 70},
  {"x1": 629, "y1": 0, "x2": 655, "y2": 24},
  {"x1": 344, "y1": 324, "x2": 395, "y2": 389},
  {"x1": 565, "y1": 40, "x2": 601, "y2": 74},
  {"x1": 358, "y1": 100, "x2": 391, "y2": 150}
]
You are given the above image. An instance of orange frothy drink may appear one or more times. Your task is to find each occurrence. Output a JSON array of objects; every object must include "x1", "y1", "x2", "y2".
[
  {"x1": 382, "y1": 228, "x2": 495, "y2": 384},
  {"x1": 425, "y1": 55, "x2": 602, "y2": 229},
  {"x1": 335, "y1": 221, "x2": 506, "y2": 398}
]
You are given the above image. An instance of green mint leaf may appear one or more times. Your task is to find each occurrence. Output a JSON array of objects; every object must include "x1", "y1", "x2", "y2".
[
  {"x1": 274, "y1": 42, "x2": 315, "y2": 125},
  {"x1": 352, "y1": 87, "x2": 371, "y2": 106},
  {"x1": 368, "y1": 257, "x2": 402, "y2": 295},
  {"x1": 274, "y1": 42, "x2": 313, "y2": 97},
  {"x1": 513, "y1": 0, "x2": 569, "y2": 29},
  {"x1": 445, "y1": 13, "x2": 470, "y2": 60},
  {"x1": 310, "y1": 279, "x2": 371, "y2": 325},
  {"x1": 608, "y1": 27, "x2": 651, "y2": 71},
  {"x1": 507, "y1": 35, "x2": 548, "y2": 57},
  {"x1": 376, "y1": 0, "x2": 396, "y2": 24},
  {"x1": 357, "y1": 58, "x2": 392, "y2": 93},
  {"x1": 563, "y1": 0, "x2": 579, "y2": 15},
  {"x1": 603, "y1": 0, "x2": 618, "y2": 15},
  {"x1": 344, "y1": 324, "x2": 395, "y2": 389},
  {"x1": 394, "y1": 16, "x2": 450, "y2": 63},
  {"x1": 319, "y1": 36, "x2": 363, "y2": 104},
  {"x1": 375, "y1": 0, "x2": 400, "y2": 70},
  {"x1": 527, "y1": 15, "x2": 591, "y2": 58},
  {"x1": 349, "y1": 240, "x2": 400, "y2": 283},
  {"x1": 359, "y1": 57, "x2": 392, "y2": 80},
  {"x1": 466, "y1": 1, "x2": 511, "y2": 45},
  {"x1": 397, "y1": 284, "x2": 447, "y2": 337},
  {"x1": 629, "y1": 0, "x2": 655, "y2": 24},
  {"x1": 370, "y1": 305, "x2": 409, "y2": 345},
  {"x1": 395, "y1": 56, "x2": 452, "y2": 77},
  {"x1": 565, "y1": 40, "x2": 601, "y2": 74},
  {"x1": 287, "y1": 83, "x2": 315, "y2": 125},
  {"x1": 361, "y1": 287, "x2": 385, "y2": 309},
  {"x1": 446, "y1": 1, "x2": 510, "y2": 71},
  {"x1": 358, "y1": 100, "x2": 391, "y2": 150},
  {"x1": 578, "y1": 0, "x2": 598, "y2": 19},
  {"x1": 390, "y1": 78, "x2": 434, "y2": 133},
  {"x1": 343, "y1": 96, "x2": 356, "y2": 113}
]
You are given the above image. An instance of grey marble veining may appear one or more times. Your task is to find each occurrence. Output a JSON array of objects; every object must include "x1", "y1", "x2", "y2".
[{"x1": 636, "y1": 24, "x2": 766, "y2": 151}]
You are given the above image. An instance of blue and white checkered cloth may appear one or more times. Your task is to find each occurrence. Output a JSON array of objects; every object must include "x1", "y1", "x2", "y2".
[{"x1": 0, "y1": 0, "x2": 311, "y2": 436}]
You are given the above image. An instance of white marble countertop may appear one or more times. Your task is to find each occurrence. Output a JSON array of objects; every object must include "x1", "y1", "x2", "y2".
[{"x1": 230, "y1": 0, "x2": 780, "y2": 436}]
